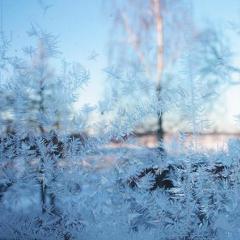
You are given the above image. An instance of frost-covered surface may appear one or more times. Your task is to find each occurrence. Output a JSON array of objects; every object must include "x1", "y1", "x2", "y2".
[
  {"x1": 1, "y1": 9, "x2": 240, "y2": 240},
  {"x1": 1, "y1": 131, "x2": 240, "y2": 239}
]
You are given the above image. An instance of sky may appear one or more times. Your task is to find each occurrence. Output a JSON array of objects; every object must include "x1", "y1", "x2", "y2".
[
  {"x1": 1, "y1": 0, "x2": 110, "y2": 104},
  {"x1": 193, "y1": 0, "x2": 240, "y2": 133},
  {"x1": 1, "y1": 0, "x2": 240, "y2": 133}
]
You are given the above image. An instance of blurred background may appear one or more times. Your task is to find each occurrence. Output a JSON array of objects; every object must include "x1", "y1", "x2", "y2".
[{"x1": 1, "y1": 0, "x2": 240, "y2": 150}]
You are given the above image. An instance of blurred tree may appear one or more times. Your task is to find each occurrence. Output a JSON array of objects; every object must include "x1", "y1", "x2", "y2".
[
  {"x1": 107, "y1": 0, "x2": 239, "y2": 146},
  {"x1": 4, "y1": 25, "x2": 89, "y2": 214},
  {"x1": 107, "y1": 0, "x2": 191, "y2": 150},
  {"x1": 0, "y1": 2, "x2": 15, "y2": 134},
  {"x1": 9, "y1": 25, "x2": 89, "y2": 135}
]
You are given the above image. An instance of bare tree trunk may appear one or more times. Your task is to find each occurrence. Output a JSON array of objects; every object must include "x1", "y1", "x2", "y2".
[
  {"x1": 156, "y1": 87, "x2": 165, "y2": 155},
  {"x1": 38, "y1": 79, "x2": 47, "y2": 213},
  {"x1": 156, "y1": 95, "x2": 164, "y2": 142},
  {"x1": 40, "y1": 174, "x2": 47, "y2": 213},
  {"x1": 114, "y1": 0, "x2": 166, "y2": 151},
  {"x1": 49, "y1": 134, "x2": 58, "y2": 215},
  {"x1": 152, "y1": 0, "x2": 164, "y2": 84},
  {"x1": 152, "y1": 0, "x2": 165, "y2": 152},
  {"x1": 39, "y1": 127, "x2": 47, "y2": 213}
]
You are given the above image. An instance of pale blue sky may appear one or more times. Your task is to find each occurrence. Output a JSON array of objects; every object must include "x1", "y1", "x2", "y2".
[
  {"x1": 2, "y1": 0, "x2": 240, "y2": 132},
  {"x1": 3, "y1": 0, "x2": 239, "y2": 68},
  {"x1": 1, "y1": 0, "x2": 110, "y2": 104}
]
